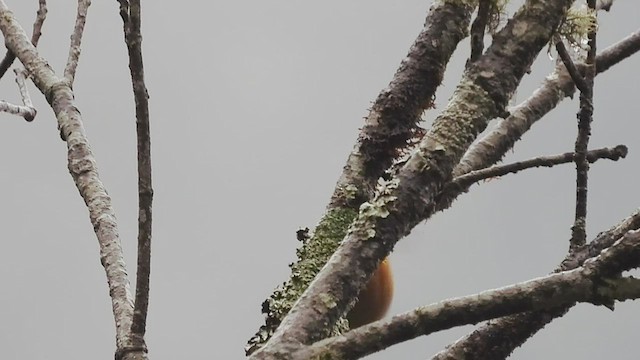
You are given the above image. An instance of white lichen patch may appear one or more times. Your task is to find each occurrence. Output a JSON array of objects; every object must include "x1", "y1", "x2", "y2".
[{"x1": 350, "y1": 178, "x2": 400, "y2": 240}]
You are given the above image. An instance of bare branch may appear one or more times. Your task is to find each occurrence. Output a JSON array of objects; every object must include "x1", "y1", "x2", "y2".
[
  {"x1": 0, "y1": 99, "x2": 35, "y2": 120},
  {"x1": 453, "y1": 28, "x2": 640, "y2": 178},
  {"x1": 603, "y1": 277, "x2": 640, "y2": 301},
  {"x1": 469, "y1": 0, "x2": 491, "y2": 63},
  {"x1": 297, "y1": 230, "x2": 640, "y2": 360},
  {"x1": 118, "y1": 0, "x2": 153, "y2": 355},
  {"x1": 0, "y1": 2, "x2": 140, "y2": 357},
  {"x1": 432, "y1": 208, "x2": 640, "y2": 359},
  {"x1": 31, "y1": 0, "x2": 47, "y2": 45},
  {"x1": 0, "y1": 69, "x2": 36, "y2": 121},
  {"x1": 117, "y1": 0, "x2": 130, "y2": 23},
  {"x1": 249, "y1": 0, "x2": 575, "y2": 358},
  {"x1": 0, "y1": 0, "x2": 46, "y2": 79},
  {"x1": 64, "y1": 0, "x2": 91, "y2": 83},
  {"x1": 570, "y1": 0, "x2": 598, "y2": 249},
  {"x1": 246, "y1": 0, "x2": 478, "y2": 354},
  {"x1": 451, "y1": 145, "x2": 626, "y2": 189},
  {"x1": 331, "y1": 0, "x2": 478, "y2": 207},
  {"x1": 555, "y1": 39, "x2": 589, "y2": 92}
]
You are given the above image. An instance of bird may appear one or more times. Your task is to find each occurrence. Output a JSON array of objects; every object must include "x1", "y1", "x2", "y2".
[{"x1": 346, "y1": 258, "x2": 394, "y2": 328}]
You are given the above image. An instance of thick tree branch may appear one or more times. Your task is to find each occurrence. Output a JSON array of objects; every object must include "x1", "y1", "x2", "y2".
[
  {"x1": 296, "y1": 227, "x2": 640, "y2": 360},
  {"x1": 250, "y1": 0, "x2": 574, "y2": 358},
  {"x1": 0, "y1": 3, "x2": 141, "y2": 358},
  {"x1": 432, "y1": 208, "x2": 640, "y2": 359},
  {"x1": 117, "y1": 0, "x2": 153, "y2": 357},
  {"x1": 246, "y1": 0, "x2": 477, "y2": 354},
  {"x1": 0, "y1": 0, "x2": 46, "y2": 79}
]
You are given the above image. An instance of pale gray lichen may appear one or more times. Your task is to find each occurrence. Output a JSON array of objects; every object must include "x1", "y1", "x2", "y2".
[
  {"x1": 344, "y1": 184, "x2": 359, "y2": 202},
  {"x1": 350, "y1": 178, "x2": 400, "y2": 240}
]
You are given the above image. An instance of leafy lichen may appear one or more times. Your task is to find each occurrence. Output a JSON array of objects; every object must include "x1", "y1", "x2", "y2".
[
  {"x1": 350, "y1": 178, "x2": 399, "y2": 240},
  {"x1": 246, "y1": 207, "x2": 358, "y2": 354}
]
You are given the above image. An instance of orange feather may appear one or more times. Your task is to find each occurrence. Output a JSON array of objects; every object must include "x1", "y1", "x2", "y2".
[{"x1": 346, "y1": 258, "x2": 394, "y2": 328}]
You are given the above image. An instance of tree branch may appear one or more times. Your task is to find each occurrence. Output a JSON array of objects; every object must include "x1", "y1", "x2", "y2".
[
  {"x1": 453, "y1": 28, "x2": 640, "y2": 179},
  {"x1": 297, "y1": 232, "x2": 640, "y2": 360},
  {"x1": 63, "y1": 0, "x2": 91, "y2": 83},
  {"x1": 469, "y1": 0, "x2": 491, "y2": 63},
  {"x1": 246, "y1": 0, "x2": 478, "y2": 354},
  {"x1": 0, "y1": 0, "x2": 46, "y2": 79},
  {"x1": 118, "y1": 0, "x2": 153, "y2": 356},
  {"x1": 0, "y1": 2, "x2": 140, "y2": 357},
  {"x1": 0, "y1": 69, "x2": 36, "y2": 121},
  {"x1": 431, "y1": 208, "x2": 640, "y2": 359},
  {"x1": 555, "y1": 39, "x2": 589, "y2": 93},
  {"x1": 250, "y1": 0, "x2": 574, "y2": 358},
  {"x1": 450, "y1": 145, "x2": 626, "y2": 189},
  {"x1": 570, "y1": 0, "x2": 598, "y2": 249}
]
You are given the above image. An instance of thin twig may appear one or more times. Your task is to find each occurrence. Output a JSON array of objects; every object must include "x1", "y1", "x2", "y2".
[
  {"x1": 31, "y1": 0, "x2": 47, "y2": 46},
  {"x1": 64, "y1": 0, "x2": 91, "y2": 83},
  {"x1": 13, "y1": 68, "x2": 36, "y2": 120},
  {"x1": 451, "y1": 145, "x2": 626, "y2": 189},
  {"x1": 555, "y1": 39, "x2": 589, "y2": 92},
  {"x1": 0, "y1": 0, "x2": 46, "y2": 79},
  {"x1": 570, "y1": 0, "x2": 597, "y2": 250},
  {"x1": 0, "y1": 99, "x2": 36, "y2": 120},
  {"x1": 119, "y1": 0, "x2": 153, "y2": 354},
  {"x1": 0, "y1": 68, "x2": 37, "y2": 121},
  {"x1": 469, "y1": 0, "x2": 491, "y2": 63}
]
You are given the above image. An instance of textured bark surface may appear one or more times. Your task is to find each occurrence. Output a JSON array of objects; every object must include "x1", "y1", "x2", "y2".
[
  {"x1": 246, "y1": 0, "x2": 476, "y2": 354},
  {"x1": 0, "y1": 4, "x2": 141, "y2": 358},
  {"x1": 432, "y1": 209, "x2": 640, "y2": 360},
  {"x1": 250, "y1": 0, "x2": 574, "y2": 358}
]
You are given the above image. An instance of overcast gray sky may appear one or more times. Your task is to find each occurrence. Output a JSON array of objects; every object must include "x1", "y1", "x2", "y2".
[{"x1": 0, "y1": 1, "x2": 639, "y2": 359}]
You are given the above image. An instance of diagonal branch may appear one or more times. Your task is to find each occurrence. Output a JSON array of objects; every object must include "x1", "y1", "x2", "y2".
[
  {"x1": 453, "y1": 28, "x2": 640, "y2": 179},
  {"x1": 431, "y1": 208, "x2": 640, "y2": 359},
  {"x1": 0, "y1": 0, "x2": 46, "y2": 79},
  {"x1": 0, "y1": 68, "x2": 37, "y2": 121},
  {"x1": 250, "y1": 0, "x2": 575, "y2": 358},
  {"x1": 433, "y1": 16, "x2": 619, "y2": 360},
  {"x1": 64, "y1": 0, "x2": 91, "y2": 83},
  {"x1": 246, "y1": 0, "x2": 478, "y2": 354},
  {"x1": 296, "y1": 227, "x2": 640, "y2": 360},
  {"x1": 555, "y1": 39, "x2": 589, "y2": 93}
]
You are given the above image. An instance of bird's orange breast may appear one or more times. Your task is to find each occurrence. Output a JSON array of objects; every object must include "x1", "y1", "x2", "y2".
[{"x1": 346, "y1": 258, "x2": 393, "y2": 328}]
